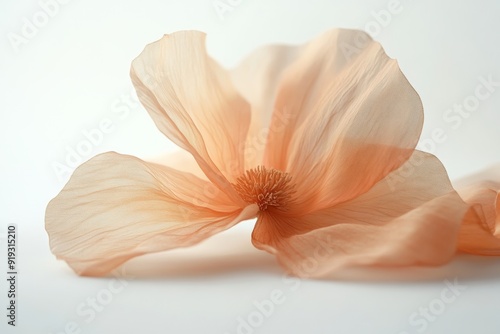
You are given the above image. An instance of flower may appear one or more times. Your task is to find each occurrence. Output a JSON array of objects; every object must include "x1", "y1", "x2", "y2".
[{"x1": 45, "y1": 29, "x2": 500, "y2": 277}]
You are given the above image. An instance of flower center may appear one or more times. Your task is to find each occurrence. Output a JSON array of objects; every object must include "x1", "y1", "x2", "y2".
[{"x1": 233, "y1": 166, "x2": 296, "y2": 211}]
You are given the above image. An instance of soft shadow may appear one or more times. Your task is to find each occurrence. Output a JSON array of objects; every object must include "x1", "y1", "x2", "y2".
[
  {"x1": 120, "y1": 251, "x2": 279, "y2": 279},
  {"x1": 109, "y1": 225, "x2": 500, "y2": 283},
  {"x1": 115, "y1": 228, "x2": 281, "y2": 279},
  {"x1": 318, "y1": 254, "x2": 500, "y2": 284},
  {"x1": 108, "y1": 225, "x2": 500, "y2": 283}
]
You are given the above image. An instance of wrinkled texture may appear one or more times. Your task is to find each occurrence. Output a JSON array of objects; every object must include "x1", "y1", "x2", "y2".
[
  {"x1": 455, "y1": 166, "x2": 500, "y2": 255},
  {"x1": 252, "y1": 151, "x2": 469, "y2": 277},
  {"x1": 46, "y1": 29, "x2": 500, "y2": 277},
  {"x1": 130, "y1": 31, "x2": 250, "y2": 203},
  {"x1": 264, "y1": 30, "x2": 423, "y2": 214},
  {"x1": 46, "y1": 152, "x2": 258, "y2": 276}
]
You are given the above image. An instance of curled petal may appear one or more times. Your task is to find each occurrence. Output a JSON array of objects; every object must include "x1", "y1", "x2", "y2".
[
  {"x1": 45, "y1": 152, "x2": 259, "y2": 276},
  {"x1": 130, "y1": 31, "x2": 251, "y2": 203},
  {"x1": 264, "y1": 29, "x2": 423, "y2": 214},
  {"x1": 454, "y1": 165, "x2": 500, "y2": 254},
  {"x1": 252, "y1": 151, "x2": 469, "y2": 278}
]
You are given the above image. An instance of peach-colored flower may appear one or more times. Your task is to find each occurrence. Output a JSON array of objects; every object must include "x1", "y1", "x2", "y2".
[{"x1": 45, "y1": 29, "x2": 500, "y2": 277}]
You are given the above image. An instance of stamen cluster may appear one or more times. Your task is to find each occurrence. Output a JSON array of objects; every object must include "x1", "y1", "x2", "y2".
[{"x1": 233, "y1": 166, "x2": 296, "y2": 211}]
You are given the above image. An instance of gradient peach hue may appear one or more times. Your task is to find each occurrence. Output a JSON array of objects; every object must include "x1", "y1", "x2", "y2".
[{"x1": 45, "y1": 29, "x2": 500, "y2": 277}]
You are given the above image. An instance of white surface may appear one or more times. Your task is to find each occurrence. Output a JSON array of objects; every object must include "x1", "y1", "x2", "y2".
[{"x1": 1, "y1": 0, "x2": 500, "y2": 333}]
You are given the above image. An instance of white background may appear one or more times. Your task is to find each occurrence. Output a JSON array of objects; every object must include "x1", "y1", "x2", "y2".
[{"x1": 1, "y1": 0, "x2": 500, "y2": 333}]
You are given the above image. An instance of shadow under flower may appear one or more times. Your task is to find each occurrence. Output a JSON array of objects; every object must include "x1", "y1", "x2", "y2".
[
  {"x1": 117, "y1": 223, "x2": 281, "y2": 279},
  {"x1": 111, "y1": 222, "x2": 500, "y2": 283},
  {"x1": 320, "y1": 254, "x2": 500, "y2": 284}
]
